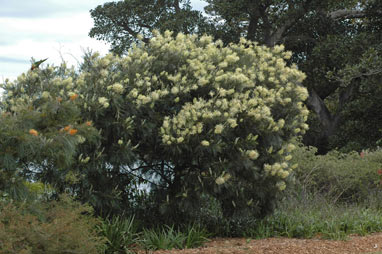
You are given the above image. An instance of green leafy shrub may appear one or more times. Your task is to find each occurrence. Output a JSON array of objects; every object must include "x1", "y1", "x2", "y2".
[
  {"x1": 289, "y1": 143, "x2": 382, "y2": 205},
  {"x1": 0, "y1": 195, "x2": 106, "y2": 254}
]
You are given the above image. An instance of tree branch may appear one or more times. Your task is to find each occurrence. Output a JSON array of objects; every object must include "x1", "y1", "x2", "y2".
[
  {"x1": 266, "y1": 0, "x2": 313, "y2": 46},
  {"x1": 306, "y1": 88, "x2": 336, "y2": 136},
  {"x1": 328, "y1": 9, "x2": 367, "y2": 20},
  {"x1": 258, "y1": 4, "x2": 273, "y2": 44},
  {"x1": 118, "y1": 21, "x2": 150, "y2": 43},
  {"x1": 174, "y1": 0, "x2": 180, "y2": 13},
  {"x1": 246, "y1": 5, "x2": 262, "y2": 41},
  {"x1": 267, "y1": 17, "x2": 295, "y2": 46}
]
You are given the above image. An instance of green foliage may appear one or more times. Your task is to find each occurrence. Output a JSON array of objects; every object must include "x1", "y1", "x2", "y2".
[
  {"x1": 140, "y1": 224, "x2": 209, "y2": 250},
  {"x1": 141, "y1": 226, "x2": 187, "y2": 250},
  {"x1": 98, "y1": 215, "x2": 140, "y2": 254},
  {"x1": 327, "y1": 46, "x2": 382, "y2": 152},
  {"x1": 182, "y1": 224, "x2": 210, "y2": 249},
  {"x1": 246, "y1": 199, "x2": 382, "y2": 240},
  {"x1": 0, "y1": 65, "x2": 100, "y2": 194},
  {"x1": 289, "y1": 144, "x2": 382, "y2": 204},
  {"x1": 0, "y1": 64, "x2": 124, "y2": 216},
  {"x1": 89, "y1": 0, "x2": 211, "y2": 55},
  {"x1": 236, "y1": 142, "x2": 382, "y2": 240},
  {"x1": 0, "y1": 195, "x2": 106, "y2": 254}
]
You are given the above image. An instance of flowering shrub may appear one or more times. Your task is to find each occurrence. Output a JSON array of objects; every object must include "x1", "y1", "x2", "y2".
[
  {"x1": 0, "y1": 64, "x2": 99, "y2": 202},
  {"x1": 1, "y1": 31, "x2": 308, "y2": 219}
]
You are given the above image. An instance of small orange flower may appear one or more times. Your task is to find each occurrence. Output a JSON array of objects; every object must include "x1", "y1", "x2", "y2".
[
  {"x1": 85, "y1": 121, "x2": 92, "y2": 126},
  {"x1": 57, "y1": 97, "x2": 63, "y2": 103},
  {"x1": 69, "y1": 129, "x2": 78, "y2": 135},
  {"x1": 70, "y1": 94, "x2": 79, "y2": 101},
  {"x1": 29, "y1": 129, "x2": 38, "y2": 136},
  {"x1": 64, "y1": 125, "x2": 71, "y2": 131},
  {"x1": 378, "y1": 169, "x2": 382, "y2": 175}
]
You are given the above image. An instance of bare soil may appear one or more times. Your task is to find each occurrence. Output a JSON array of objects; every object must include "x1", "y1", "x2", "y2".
[{"x1": 141, "y1": 233, "x2": 382, "y2": 254}]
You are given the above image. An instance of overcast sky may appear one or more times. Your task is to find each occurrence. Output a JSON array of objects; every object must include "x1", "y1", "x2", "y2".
[{"x1": 0, "y1": 0, "x2": 208, "y2": 81}]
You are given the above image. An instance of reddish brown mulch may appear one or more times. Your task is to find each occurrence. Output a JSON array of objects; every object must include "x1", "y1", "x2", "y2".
[{"x1": 138, "y1": 233, "x2": 382, "y2": 254}]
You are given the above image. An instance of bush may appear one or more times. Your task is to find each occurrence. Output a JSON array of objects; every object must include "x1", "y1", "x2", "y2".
[
  {"x1": 96, "y1": 31, "x2": 308, "y2": 221},
  {"x1": 1, "y1": 31, "x2": 309, "y2": 222},
  {"x1": 0, "y1": 195, "x2": 106, "y2": 254},
  {"x1": 289, "y1": 143, "x2": 382, "y2": 205}
]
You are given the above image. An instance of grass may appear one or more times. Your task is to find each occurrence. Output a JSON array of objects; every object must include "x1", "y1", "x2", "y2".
[
  {"x1": 99, "y1": 219, "x2": 210, "y2": 253},
  {"x1": 245, "y1": 195, "x2": 382, "y2": 240}
]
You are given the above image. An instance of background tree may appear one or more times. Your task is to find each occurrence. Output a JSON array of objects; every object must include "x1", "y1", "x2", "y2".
[
  {"x1": 89, "y1": 0, "x2": 212, "y2": 55},
  {"x1": 90, "y1": 0, "x2": 382, "y2": 153}
]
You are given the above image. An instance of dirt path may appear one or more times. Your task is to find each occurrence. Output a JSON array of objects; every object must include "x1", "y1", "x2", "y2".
[{"x1": 146, "y1": 233, "x2": 382, "y2": 254}]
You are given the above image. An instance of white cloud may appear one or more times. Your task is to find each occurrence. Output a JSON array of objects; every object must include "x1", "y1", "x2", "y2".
[
  {"x1": 0, "y1": 0, "x2": 208, "y2": 81},
  {"x1": 0, "y1": 10, "x2": 110, "y2": 81},
  {"x1": 0, "y1": 0, "x2": 109, "y2": 18}
]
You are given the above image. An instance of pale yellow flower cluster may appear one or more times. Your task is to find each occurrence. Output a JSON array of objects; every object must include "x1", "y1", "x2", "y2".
[
  {"x1": 276, "y1": 181, "x2": 286, "y2": 191},
  {"x1": 215, "y1": 172, "x2": 232, "y2": 185},
  {"x1": 116, "y1": 32, "x2": 308, "y2": 174},
  {"x1": 263, "y1": 153, "x2": 295, "y2": 180},
  {"x1": 214, "y1": 124, "x2": 224, "y2": 134},
  {"x1": 201, "y1": 140, "x2": 210, "y2": 146},
  {"x1": 98, "y1": 97, "x2": 110, "y2": 108},
  {"x1": 246, "y1": 150, "x2": 259, "y2": 160},
  {"x1": 107, "y1": 83, "x2": 124, "y2": 94},
  {"x1": 41, "y1": 91, "x2": 50, "y2": 99}
]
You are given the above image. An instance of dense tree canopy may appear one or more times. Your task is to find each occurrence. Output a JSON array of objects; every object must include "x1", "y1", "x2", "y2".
[{"x1": 90, "y1": 0, "x2": 382, "y2": 153}]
